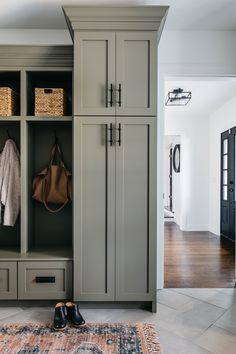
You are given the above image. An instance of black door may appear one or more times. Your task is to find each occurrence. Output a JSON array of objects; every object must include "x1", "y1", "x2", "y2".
[{"x1": 221, "y1": 127, "x2": 236, "y2": 242}]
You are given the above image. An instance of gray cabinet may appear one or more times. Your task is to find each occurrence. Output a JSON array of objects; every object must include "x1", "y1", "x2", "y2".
[
  {"x1": 63, "y1": 5, "x2": 168, "y2": 311},
  {"x1": 73, "y1": 117, "x2": 116, "y2": 301},
  {"x1": 74, "y1": 32, "x2": 115, "y2": 116},
  {"x1": 74, "y1": 31, "x2": 156, "y2": 116},
  {"x1": 73, "y1": 117, "x2": 156, "y2": 304},
  {"x1": 115, "y1": 117, "x2": 156, "y2": 301},
  {"x1": 116, "y1": 32, "x2": 157, "y2": 116}
]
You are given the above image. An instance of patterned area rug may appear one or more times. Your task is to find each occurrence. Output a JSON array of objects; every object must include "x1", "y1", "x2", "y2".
[{"x1": 0, "y1": 323, "x2": 162, "y2": 353}]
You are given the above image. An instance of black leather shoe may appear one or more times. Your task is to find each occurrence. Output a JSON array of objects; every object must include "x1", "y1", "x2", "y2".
[
  {"x1": 53, "y1": 302, "x2": 67, "y2": 330},
  {"x1": 66, "y1": 302, "x2": 85, "y2": 327}
]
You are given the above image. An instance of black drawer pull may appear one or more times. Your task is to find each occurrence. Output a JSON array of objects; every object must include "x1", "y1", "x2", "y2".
[{"x1": 35, "y1": 276, "x2": 55, "y2": 283}]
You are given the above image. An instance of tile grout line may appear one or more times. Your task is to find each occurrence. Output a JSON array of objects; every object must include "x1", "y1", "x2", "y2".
[
  {"x1": 213, "y1": 323, "x2": 236, "y2": 336},
  {"x1": 166, "y1": 289, "x2": 233, "y2": 311}
]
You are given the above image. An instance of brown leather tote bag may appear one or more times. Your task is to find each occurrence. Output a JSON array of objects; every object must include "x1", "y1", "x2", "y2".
[{"x1": 32, "y1": 143, "x2": 72, "y2": 213}]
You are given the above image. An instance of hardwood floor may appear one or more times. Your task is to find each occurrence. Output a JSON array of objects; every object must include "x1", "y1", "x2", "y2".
[{"x1": 164, "y1": 222, "x2": 235, "y2": 288}]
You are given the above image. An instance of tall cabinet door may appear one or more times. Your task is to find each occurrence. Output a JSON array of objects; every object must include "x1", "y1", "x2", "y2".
[
  {"x1": 115, "y1": 117, "x2": 156, "y2": 301},
  {"x1": 74, "y1": 32, "x2": 116, "y2": 116},
  {"x1": 73, "y1": 117, "x2": 116, "y2": 301},
  {"x1": 116, "y1": 32, "x2": 157, "y2": 116}
]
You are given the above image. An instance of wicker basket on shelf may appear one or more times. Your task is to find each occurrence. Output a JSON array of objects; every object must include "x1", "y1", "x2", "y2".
[
  {"x1": 0, "y1": 87, "x2": 17, "y2": 116},
  {"x1": 35, "y1": 88, "x2": 66, "y2": 116}
]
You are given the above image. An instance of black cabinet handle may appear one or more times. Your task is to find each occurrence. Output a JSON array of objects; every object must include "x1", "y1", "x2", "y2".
[
  {"x1": 108, "y1": 123, "x2": 113, "y2": 146},
  {"x1": 35, "y1": 276, "x2": 55, "y2": 283},
  {"x1": 115, "y1": 123, "x2": 121, "y2": 146},
  {"x1": 118, "y1": 123, "x2": 121, "y2": 146},
  {"x1": 109, "y1": 84, "x2": 113, "y2": 107},
  {"x1": 117, "y1": 84, "x2": 121, "y2": 107}
]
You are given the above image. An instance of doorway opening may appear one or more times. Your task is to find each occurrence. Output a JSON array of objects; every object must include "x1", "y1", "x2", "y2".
[{"x1": 164, "y1": 77, "x2": 236, "y2": 288}]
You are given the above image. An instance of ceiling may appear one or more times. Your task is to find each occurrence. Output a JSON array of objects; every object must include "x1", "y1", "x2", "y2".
[
  {"x1": 165, "y1": 78, "x2": 236, "y2": 118},
  {"x1": 0, "y1": 0, "x2": 236, "y2": 30}
]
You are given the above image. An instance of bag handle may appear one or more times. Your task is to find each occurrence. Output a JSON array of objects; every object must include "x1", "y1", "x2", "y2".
[
  {"x1": 43, "y1": 198, "x2": 68, "y2": 213},
  {"x1": 49, "y1": 143, "x2": 65, "y2": 168},
  {"x1": 42, "y1": 178, "x2": 68, "y2": 213}
]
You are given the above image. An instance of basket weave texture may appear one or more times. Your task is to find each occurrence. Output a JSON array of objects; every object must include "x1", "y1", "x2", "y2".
[
  {"x1": 35, "y1": 88, "x2": 65, "y2": 116},
  {"x1": 0, "y1": 87, "x2": 17, "y2": 116}
]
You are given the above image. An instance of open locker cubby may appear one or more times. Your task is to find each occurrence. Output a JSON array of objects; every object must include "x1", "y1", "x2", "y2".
[
  {"x1": 26, "y1": 71, "x2": 72, "y2": 116},
  {"x1": 0, "y1": 71, "x2": 21, "y2": 116},
  {"x1": 27, "y1": 121, "x2": 72, "y2": 253},
  {"x1": 0, "y1": 121, "x2": 20, "y2": 250}
]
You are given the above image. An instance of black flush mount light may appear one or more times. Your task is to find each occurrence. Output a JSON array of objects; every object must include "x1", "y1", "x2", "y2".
[{"x1": 165, "y1": 88, "x2": 191, "y2": 106}]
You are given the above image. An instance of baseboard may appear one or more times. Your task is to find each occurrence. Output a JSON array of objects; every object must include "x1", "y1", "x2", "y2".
[
  {"x1": 209, "y1": 228, "x2": 220, "y2": 236},
  {"x1": 220, "y1": 233, "x2": 235, "y2": 243},
  {"x1": 180, "y1": 224, "x2": 210, "y2": 232}
]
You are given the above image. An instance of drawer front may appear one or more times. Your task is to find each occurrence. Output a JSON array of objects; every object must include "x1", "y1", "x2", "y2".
[
  {"x1": 0, "y1": 262, "x2": 17, "y2": 299},
  {"x1": 18, "y1": 261, "x2": 72, "y2": 300}
]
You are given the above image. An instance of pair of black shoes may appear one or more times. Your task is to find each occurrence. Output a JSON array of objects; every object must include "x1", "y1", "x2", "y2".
[{"x1": 53, "y1": 302, "x2": 85, "y2": 330}]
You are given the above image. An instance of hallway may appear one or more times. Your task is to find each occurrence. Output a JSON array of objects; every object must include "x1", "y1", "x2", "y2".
[{"x1": 164, "y1": 222, "x2": 235, "y2": 288}]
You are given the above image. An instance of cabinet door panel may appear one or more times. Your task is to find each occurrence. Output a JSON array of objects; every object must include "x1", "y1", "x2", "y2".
[
  {"x1": 74, "y1": 32, "x2": 115, "y2": 116},
  {"x1": 116, "y1": 117, "x2": 156, "y2": 301},
  {"x1": 73, "y1": 117, "x2": 115, "y2": 301},
  {"x1": 0, "y1": 262, "x2": 17, "y2": 299},
  {"x1": 116, "y1": 32, "x2": 157, "y2": 116}
]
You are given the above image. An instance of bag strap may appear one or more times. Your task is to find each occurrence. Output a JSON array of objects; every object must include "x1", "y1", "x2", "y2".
[
  {"x1": 43, "y1": 198, "x2": 68, "y2": 213},
  {"x1": 49, "y1": 143, "x2": 65, "y2": 168},
  {"x1": 42, "y1": 178, "x2": 68, "y2": 213}
]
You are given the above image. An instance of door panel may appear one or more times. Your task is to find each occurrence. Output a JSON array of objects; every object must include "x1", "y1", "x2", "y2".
[
  {"x1": 221, "y1": 128, "x2": 235, "y2": 242},
  {"x1": 116, "y1": 32, "x2": 157, "y2": 116},
  {"x1": 74, "y1": 32, "x2": 115, "y2": 116},
  {"x1": 73, "y1": 117, "x2": 115, "y2": 300},
  {"x1": 0, "y1": 262, "x2": 17, "y2": 299},
  {"x1": 115, "y1": 117, "x2": 156, "y2": 301}
]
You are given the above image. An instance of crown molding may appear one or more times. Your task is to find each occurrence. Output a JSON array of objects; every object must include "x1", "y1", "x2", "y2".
[
  {"x1": 63, "y1": 6, "x2": 169, "y2": 38},
  {"x1": 0, "y1": 45, "x2": 73, "y2": 67}
]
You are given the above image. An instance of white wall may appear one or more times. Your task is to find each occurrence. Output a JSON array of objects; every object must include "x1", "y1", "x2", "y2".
[
  {"x1": 209, "y1": 96, "x2": 236, "y2": 235},
  {"x1": 165, "y1": 114, "x2": 210, "y2": 231},
  {"x1": 157, "y1": 30, "x2": 236, "y2": 288}
]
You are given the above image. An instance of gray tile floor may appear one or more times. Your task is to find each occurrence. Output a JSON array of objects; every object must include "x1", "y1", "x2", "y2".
[{"x1": 0, "y1": 288, "x2": 235, "y2": 353}]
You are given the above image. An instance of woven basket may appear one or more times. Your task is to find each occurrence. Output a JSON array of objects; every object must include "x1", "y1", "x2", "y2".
[
  {"x1": 0, "y1": 87, "x2": 17, "y2": 116},
  {"x1": 35, "y1": 88, "x2": 65, "y2": 116}
]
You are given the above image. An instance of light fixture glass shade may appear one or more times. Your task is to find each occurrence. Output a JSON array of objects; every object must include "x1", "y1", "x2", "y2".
[{"x1": 165, "y1": 88, "x2": 191, "y2": 106}]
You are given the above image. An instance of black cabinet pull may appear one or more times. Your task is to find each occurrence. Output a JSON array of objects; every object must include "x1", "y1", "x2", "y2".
[
  {"x1": 35, "y1": 276, "x2": 55, "y2": 283},
  {"x1": 109, "y1": 84, "x2": 113, "y2": 107},
  {"x1": 115, "y1": 123, "x2": 121, "y2": 146},
  {"x1": 108, "y1": 123, "x2": 113, "y2": 146},
  {"x1": 117, "y1": 84, "x2": 121, "y2": 107}
]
